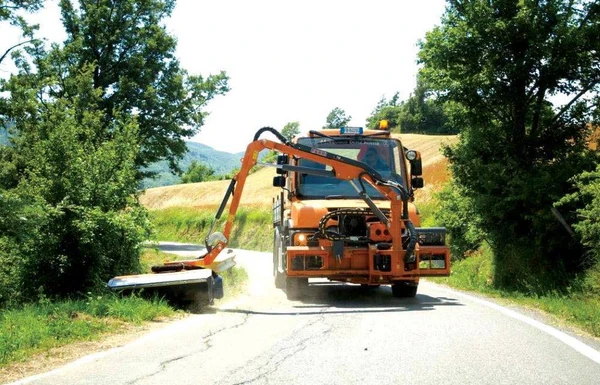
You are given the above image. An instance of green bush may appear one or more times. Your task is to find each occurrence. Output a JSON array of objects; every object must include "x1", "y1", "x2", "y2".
[
  {"x1": 19, "y1": 204, "x2": 150, "y2": 299},
  {"x1": 443, "y1": 243, "x2": 495, "y2": 292},
  {"x1": 0, "y1": 70, "x2": 151, "y2": 303},
  {"x1": 560, "y1": 163, "x2": 600, "y2": 265},
  {"x1": 433, "y1": 180, "x2": 486, "y2": 260},
  {"x1": 0, "y1": 192, "x2": 48, "y2": 306}
]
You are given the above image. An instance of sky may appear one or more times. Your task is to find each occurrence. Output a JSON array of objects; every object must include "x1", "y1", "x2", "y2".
[{"x1": 1, "y1": 0, "x2": 447, "y2": 153}]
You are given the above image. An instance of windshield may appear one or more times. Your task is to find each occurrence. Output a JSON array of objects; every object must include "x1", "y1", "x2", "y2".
[{"x1": 296, "y1": 137, "x2": 406, "y2": 199}]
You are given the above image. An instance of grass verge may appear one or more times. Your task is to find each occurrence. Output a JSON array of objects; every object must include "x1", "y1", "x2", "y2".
[
  {"x1": 0, "y1": 294, "x2": 176, "y2": 368},
  {"x1": 149, "y1": 206, "x2": 273, "y2": 251},
  {"x1": 1, "y1": 247, "x2": 250, "y2": 370}
]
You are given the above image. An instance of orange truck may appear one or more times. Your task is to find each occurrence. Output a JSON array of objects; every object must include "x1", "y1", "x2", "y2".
[{"x1": 109, "y1": 123, "x2": 450, "y2": 303}]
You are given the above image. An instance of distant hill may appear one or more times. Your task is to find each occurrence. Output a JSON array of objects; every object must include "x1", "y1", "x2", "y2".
[{"x1": 140, "y1": 141, "x2": 247, "y2": 189}]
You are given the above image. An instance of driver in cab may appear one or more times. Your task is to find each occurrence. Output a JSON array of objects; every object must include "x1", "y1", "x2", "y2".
[{"x1": 361, "y1": 147, "x2": 389, "y2": 171}]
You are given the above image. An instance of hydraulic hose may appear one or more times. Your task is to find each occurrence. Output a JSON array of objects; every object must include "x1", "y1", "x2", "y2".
[
  {"x1": 253, "y1": 126, "x2": 289, "y2": 144},
  {"x1": 404, "y1": 219, "x2": 418, "y2": 264}
]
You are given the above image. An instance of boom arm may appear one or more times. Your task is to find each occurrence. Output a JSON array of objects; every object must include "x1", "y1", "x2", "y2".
[{"x1": 176, "y1": 127, "x2": 417, "y2": 269}]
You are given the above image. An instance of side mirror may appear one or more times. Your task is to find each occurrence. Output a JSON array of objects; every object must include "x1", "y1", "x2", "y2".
[
  {"x1": 276, "y1": 154, "x2": 289, "y2": 175},
  {"x1": 412, "y1": 177, "x2": 424, "y2": 189},
  {"x1": 411, "y1": 159, "x2": 422, "y2": 176},
  {"x1": 273, "y1": 176, "x2": 286, "y2": 187}
]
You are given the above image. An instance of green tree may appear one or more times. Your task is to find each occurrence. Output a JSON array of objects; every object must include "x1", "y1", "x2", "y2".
[
  {"x1": 281, "y1": 121, "x2": 300, "y2": 141},
  {"x1": 0, "y1": 0, "x2": 230, "y2": 300},
  {"x1": 324, "y1": 107, "x2": 351, "y2": 128},
  {"x1": 3, "y1": 0, "x2": 229, "y2": 180},
  {"x1": 181, "y1": 161, "x2": 216, "y2": 183},
  {"x1": 366, "y1": 94, "x2": 401, "y2": 130},
  {"x1": 419, "y1": 0, "x2": 599, "y2": 290},
  {"x1": 0, "y1": 1, "x2": 42, "y2": 24},
  {"x1": 366, "y1": 86, "x2": 454, "y2": 134},
  {"x1": 0, "y1": 1, "x2": 43, "y2": 64},
  {"x1": 398, "y1": 82, "x2": 452, "y2": 134}
]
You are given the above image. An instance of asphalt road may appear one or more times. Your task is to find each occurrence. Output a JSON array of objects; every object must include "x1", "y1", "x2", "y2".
[{"x1": 9, "y1": 244, "x2": 600, "y2": 385}]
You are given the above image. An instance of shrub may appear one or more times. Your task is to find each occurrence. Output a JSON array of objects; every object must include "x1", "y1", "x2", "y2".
[
  {"x1": 434, "y1": 180, "x2": 486, "y2": 260},
  {"x1": 1, "y1": 70, "x2": 152, "y2": 302}
]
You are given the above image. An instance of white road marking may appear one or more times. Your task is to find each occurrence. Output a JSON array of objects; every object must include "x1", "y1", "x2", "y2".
[{"x1": 434, "y1": 284, "x2": 600, "y2": 365}]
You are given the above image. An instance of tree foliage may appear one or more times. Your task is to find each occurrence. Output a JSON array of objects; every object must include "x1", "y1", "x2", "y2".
[
  {"x1": 0, "y1": 0, "x2": 42, "y2": 23},
  {"x1": 3, "y1": 0, "x2": 229, "y2": 179},
  {"x1": 181, "y1": 161, "x2": 216, "y2": 183},
  {"x1": 0, "y1": 0, "x2": 43, "y2": 64},
  {"x1": 324, "y1": 107, "x2": 351, "y2": 128},
  {"x1": 366, "y1": 86, "x2": 455, "y2": 134},
  {"x1": 559, "y1": 163, "x2": 600, "y2": 265},
  {"x1": 419, "y1": 0, "x2": 600, "y2": 290},
  {"x1": 0, "y1": 67, "x2": 150, "y2": 302},
  {"x1": 366, "y1": 93, "x2": 401, "y2": 130},
  {"x1": 434, "y1": 180, "x2": 486, "y2": 259},
  {"x1": 281, "y1": 121, "x2": 300, "y2": 141},
  {"x1": 0, "y1": 0, "x2": 230, "y2": 302}
]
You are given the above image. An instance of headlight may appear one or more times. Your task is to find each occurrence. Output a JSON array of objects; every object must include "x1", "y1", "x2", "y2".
[
  {"x1": 406, "y1": 150, "x2": 418, "y2": 161},
  {"x1": 293, "y1": 232, "x2": 312, "y2": 246}
]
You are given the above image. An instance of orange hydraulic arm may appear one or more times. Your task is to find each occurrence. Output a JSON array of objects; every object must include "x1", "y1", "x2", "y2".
[{"x1": 165, "y1": 127, "x2": 417, "y2": 270}]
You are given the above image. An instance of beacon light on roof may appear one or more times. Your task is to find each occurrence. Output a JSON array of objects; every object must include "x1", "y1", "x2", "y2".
[
  {"x1": 340, "y1": 126, "x2": 363, "y2": 135},
  {"x1": 378, "y1": 120, "x2": 389, "y2": 130}
]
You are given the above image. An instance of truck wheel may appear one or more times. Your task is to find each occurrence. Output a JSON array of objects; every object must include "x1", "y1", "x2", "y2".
[
  {"x1": 391, "y1": 282, "x2": 418, "y2": 298},
  {"x1": 285, "y1": 277, "x2": 308, "y2": 300}
]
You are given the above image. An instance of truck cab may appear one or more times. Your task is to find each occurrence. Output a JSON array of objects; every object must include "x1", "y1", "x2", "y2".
[{"x1": 272, "y1": 126, "x2": 449, "y2": 299}]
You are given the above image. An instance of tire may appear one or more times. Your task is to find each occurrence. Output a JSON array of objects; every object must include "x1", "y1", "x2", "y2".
[
  {"x1": 391, "y1": 281, "x2": 418, "y2": 298},
  {"x1": 285, "y1": 277, "x2": 308, "y2": 300}
]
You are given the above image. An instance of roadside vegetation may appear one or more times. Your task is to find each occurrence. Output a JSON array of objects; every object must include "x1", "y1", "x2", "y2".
[
  {"x1": 420, "y1": 195, "x2": 600, "y2": 338},
  {"x1": 0, "y1": 247, "x2": 248, "y2": 370},
  {"x1": 0, "y1": 295, "x2": 176, "y2": 368},
  {"x1": 149, "y1": 206, "x2": 273, "y2": 251},
  {"x1": 415, "y1": 1, "x2": 600, "y2": 338}
]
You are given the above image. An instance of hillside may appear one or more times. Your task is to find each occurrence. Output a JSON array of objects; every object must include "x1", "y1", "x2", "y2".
[
  {"x1": 139, "y1": 134, "x2": 458, "y2": 210},
  {"x1": 140, "y1": 141, "x2": 246, "y2": 189}
]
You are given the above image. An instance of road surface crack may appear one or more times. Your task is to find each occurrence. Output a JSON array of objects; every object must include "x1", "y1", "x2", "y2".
[
  {"x1": 225, "y1": 310, "x2": 333, "y2": 385},
  {"x1": 126, "y1": 314, "x2": 250, "y2": 384}
]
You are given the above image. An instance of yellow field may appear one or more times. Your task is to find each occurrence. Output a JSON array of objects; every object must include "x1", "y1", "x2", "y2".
[{"x1": 139, "y1": 134, "x2": 458, "y2": 210}]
